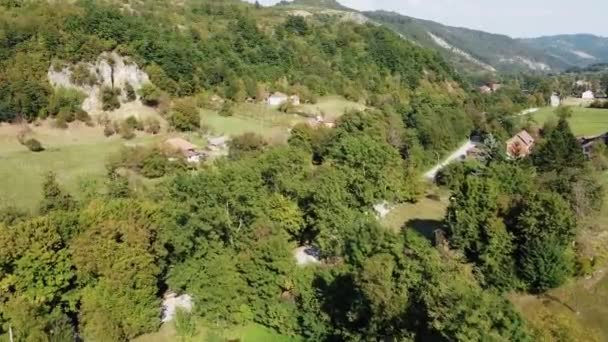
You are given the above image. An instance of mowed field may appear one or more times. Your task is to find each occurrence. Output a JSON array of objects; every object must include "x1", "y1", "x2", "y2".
[
  {"x1": 0, "y1": 123, "x2": 159, "y2": 211},
  {"x1": 0, "y1": 96, "x2": 362, "y2": 212},
  {"x1": 530, "y1": 106, "x2": 608, "y2": 137},
  {"x1": 134, "y1": 322, "x2": 301, "y2": 342}
]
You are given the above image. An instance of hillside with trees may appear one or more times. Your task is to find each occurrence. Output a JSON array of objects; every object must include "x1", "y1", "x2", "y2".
[{"x1": 0, "y1": 0, "x2": 606, "y2": 341}]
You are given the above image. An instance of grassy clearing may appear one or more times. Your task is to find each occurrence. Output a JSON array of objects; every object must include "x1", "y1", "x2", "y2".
[
  {"x1": 381, "y1": 188, "x2": 449, "y2": 238},
  {"x1": 528, "y1": 106, "x2": 608, "y2": 136},
  {"x1": 0, "y1": 122, "x2": 159, "y2": 211},
  {"x1": 298, "y1": 96, "x2": 366, "y2": 120},
  {"x1": 134, "y1": 322, "x2": 300, "y2": 342}
]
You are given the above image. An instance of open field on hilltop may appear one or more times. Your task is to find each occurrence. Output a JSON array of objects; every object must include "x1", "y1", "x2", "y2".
[
  {"x1": 0, "y1": 122, "x2": 160, "y2": 211},
  {"x1": 201, "y1": 96, "x2": 363, "y2": 142},
  {"x1": 528, "y1": 106, "x2": 608, "y2": 136},
  {"x1": 298, "y1": 95, "x2": 367, "y2": 120},
  {"x1": 381, "y1": 188, "x2": 450, "y2": 238},
  {"x1": 134, "y1": 322, "x2": 301, "y2": 342}
]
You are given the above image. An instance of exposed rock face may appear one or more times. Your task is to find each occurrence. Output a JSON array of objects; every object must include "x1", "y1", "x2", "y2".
[{"x1": 48, "y1": 52, "x2": 150, "y2": 114}]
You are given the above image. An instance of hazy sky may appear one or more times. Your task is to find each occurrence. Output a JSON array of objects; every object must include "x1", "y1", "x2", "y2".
[{"x1": 251, "y1": 0, "x2": 608, "y2": 38}]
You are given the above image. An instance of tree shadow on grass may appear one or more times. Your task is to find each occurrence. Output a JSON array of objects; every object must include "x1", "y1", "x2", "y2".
[{"x1": 404, "y1": 219, "x2": 444, "y2": 241}]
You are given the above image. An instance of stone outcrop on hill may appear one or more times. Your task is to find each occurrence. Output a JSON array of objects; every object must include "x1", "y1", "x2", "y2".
[{"x1": 48, "y1": 52, "x2": 150, "y2": 114}]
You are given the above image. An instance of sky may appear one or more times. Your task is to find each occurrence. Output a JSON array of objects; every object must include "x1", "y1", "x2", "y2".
[{"x1": 250, "y1": 0, "x2": 608, "y2": 38}]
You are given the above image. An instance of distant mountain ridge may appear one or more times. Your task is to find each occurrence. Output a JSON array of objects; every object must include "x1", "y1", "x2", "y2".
[{"x1": 276, "y1": 0, "x2": 608, "y2": 74}]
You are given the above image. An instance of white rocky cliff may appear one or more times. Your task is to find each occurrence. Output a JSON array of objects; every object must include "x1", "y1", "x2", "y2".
[{"x1": 48, "y1": 52, "x2": 150, "y2": 114}]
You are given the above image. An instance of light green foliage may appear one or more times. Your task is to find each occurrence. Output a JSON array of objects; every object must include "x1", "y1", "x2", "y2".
[
  {"x1": 139, "y1": 83, "x2": 163, "y2": 107},
  {"x1": 72, "y1": 200, "x2": 162, "y2": 340}
]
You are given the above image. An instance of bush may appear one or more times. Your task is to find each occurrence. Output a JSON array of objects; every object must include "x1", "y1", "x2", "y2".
[
  {"x1": 54, "y1": 115, "x2": 69, "y2": 129},
  {"x1": 70, "y1": 64, "x2": 98, "y2": 86},
  {"x1": 168, "y1": 99, "x2": 200, "y2": 131},
  {"x1": 103, "y1": 124, "x2": 116, "y2": 137},
  {"x1": 219, "y1": 101, "x2": 234, "y2": 117},
  {"x1": 46, "y1": 88, "x2": 87, "y2": 119},
  {"x1": 101, "y1": 86, "x2": 121, "y2": 111},
  {"x1": 144, "y1": 117, "x2": 161, "y2": 134},
  {"x1": 119, "y1": 121, "x2": 136, "y2": 140},
  {"x1": 124, "y1": 82, "x2": 136, "y2": 102},
  {"x1": 23, "y1": 138, "x2": 44, "y2": 152},
  {"x1": 125, "y1": 116, "x2": 144, "y2": 131},
  {"x1": 138, "y1": 83, "x2": 162, "y2": 106},
  {"x1": 229, "y1": 132, "x2": 267, "y2": 159}
]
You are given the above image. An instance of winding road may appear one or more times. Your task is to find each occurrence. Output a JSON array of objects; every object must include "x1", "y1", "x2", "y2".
[{"x1": 423, "y1": 140, "x2": 476, "y2": 180}]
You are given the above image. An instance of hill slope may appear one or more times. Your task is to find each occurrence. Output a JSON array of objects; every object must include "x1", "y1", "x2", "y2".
[
  {"x1": 520, "y1": 34, "x2": 608, "y2": 68},
  {"x1": 276, "y1": 0, "x2": 608, "y2": 74}
]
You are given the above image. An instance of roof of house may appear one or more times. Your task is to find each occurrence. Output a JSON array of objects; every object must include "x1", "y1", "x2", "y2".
[
  {"x1": 165, "y1": 138, "x2": 198, "y2": 152},
  {"x1": 269, "y1": 92, "x2": 288, "y2": 98},
  {"x1": 207, "y1": 135, "x2": 230, "y2": 147},
  {"x1": 509, "y1": 130, "x2": 535, "y2": 147}
]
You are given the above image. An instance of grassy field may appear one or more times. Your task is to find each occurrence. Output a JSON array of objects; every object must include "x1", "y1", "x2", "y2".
[
  {"x1": 380, "y1": 188, "x2": 450, "y2": 238},
  {"x1": 201, "y1": 96, "x2": 363, "y2": 143},
  {"x1": 134, "y1": 322, "x2": 301, "y2": 342},
  {"x1": 0, "y1": 122, "x2": 159, "y2": 211},
  {"x1": 529, "y1": 106, "x2": 608, "y2": 136}
]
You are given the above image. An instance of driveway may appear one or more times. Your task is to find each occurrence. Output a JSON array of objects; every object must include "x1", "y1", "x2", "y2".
[{"x1": 423, "y1": 140, "x2": 476, "y2": 180}]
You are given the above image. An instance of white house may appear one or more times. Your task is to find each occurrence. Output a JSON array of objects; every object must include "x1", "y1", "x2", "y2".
[
  {"x1": 267, "y1": 92, "x2": 289, "y2": 106},
  {"x1": 550, "y1": 94, "x2": 561, "y2": 107},
  {"x1": 582, "y1": 90, "x2": 595, "y2": 100}
]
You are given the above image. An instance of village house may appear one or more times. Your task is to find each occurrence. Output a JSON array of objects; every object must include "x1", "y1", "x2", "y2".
[
  {"x1": 266, "y1": 92, "x2": 289, "y2": 106},
  {"x1": 478, "y1": 85, "x2": 492, "y2": 94},
  {"x1": 205, "y1": 135, "x2": 230, "y2": 158},
  {"x1": 506, "y1": 130, "x2": 535, "y2": 158},
  {"x1": 266, "y1": 92, "x2": 301, "y2": 106},
  {"x1": 164, "y1": 137, "x2": 203, "y2": 163},
  {"x1": 550, "y1": 93, "x2": 561, "y2": 107},
  {"x1": 582, "y1": 90, "x2": 595, "y2": 100}
]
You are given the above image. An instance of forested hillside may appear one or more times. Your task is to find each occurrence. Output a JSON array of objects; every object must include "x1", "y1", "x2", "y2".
[{"x1": 0, "y1": 0, "x2": 605, "y2": 341}]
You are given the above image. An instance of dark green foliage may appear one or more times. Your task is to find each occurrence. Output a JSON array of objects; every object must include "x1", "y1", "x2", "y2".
[
  {"x1": 138, "y1": 83, "x2": 162, "y2": 106},
  {"x1": 125, "y1": 82, "x2": 136, "y2": 102},
  {"x1": 22, "y1": 138, "x2": 44, "y2": 152},
  {"x1": 101, "y1": 86, "x2": 121, "y2": 111},
  {"x1": 532, "y1": 118, "x2": 585, "y2": 172},
  {"x1": 169, "y1": 98, "x2": 200, "y2": 131},
  {"x1": 229, "y1": 132, "x2": 268, "y2": 159},
  {"x1": 39, "y1": 172, "x2": 76, "y2": 214},
  {"x1": 108, "y1": 146, "x2": 180, "y2": 179},
  {"x1": 283, "y1": 15, "x2": 309, "y2": 35},
  {"x1": 45, "y1": 88, "x2": 87, "y2": 121}
]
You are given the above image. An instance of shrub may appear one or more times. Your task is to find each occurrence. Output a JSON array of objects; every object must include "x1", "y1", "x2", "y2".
[
  {"x1": 229, "y1": 132, "x2": 267, "y2": 159},
  {"x1": 124, "y1": 82, "x2": 136, "y2": 102},
  {"x1": 54, "y1": 116, "x2": 69, "y2": 129},
  {"x1": 70, "y1": 64, "x2": 98, "y2": 86},
  {"x1": 46, "y1": 87, "x2": 86, "y2": 119},
  {"x1": 125, "y1": 116, "x2": 144, "y2": 131},
  {"x1": 119, "y1": 121, "x2": 136, "y2": 140},
  {"x1": 219, "y1": 101, "x2": 234, "y2": 117},
  {"x1": 138, "y1": 83, "x2": 162, "y2": 106},
  {"x1": 101, "y1": 86, "x2": 121, "y2": 111},
  {"x1": 75, "y1": 109, "x2": 92, "y2": 124},
  {"x1": 103, "y1": 124, "x2": 116, "y2": 137},
  {"x1": 23, "y1": 138, "x2": 44, "y2": 152},
  {"x1": 144, "y1": 117, "x2": 161, "y2": 134}
]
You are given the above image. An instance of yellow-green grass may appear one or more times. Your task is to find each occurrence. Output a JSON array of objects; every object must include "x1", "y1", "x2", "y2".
[
  {"x1": 0, "y1": 123, "x2": 159, "y2": 211},
  {"x1": 381, "y1": 188, "x2": 450, "y2": 238},
  {"x1": 529, "y1": 106, "x2": 608, "y2": 137},
  {"x1": 134, "y1": 322, "x2": 301, "y2": 342},
  {"x1": 298, "y1": 95, "x2": 367, "y2": 121}
]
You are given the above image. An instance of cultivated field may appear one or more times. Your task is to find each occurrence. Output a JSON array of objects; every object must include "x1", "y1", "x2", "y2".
[{"x1": 529, "y1": 106, "x2": 608, "y2": 136}]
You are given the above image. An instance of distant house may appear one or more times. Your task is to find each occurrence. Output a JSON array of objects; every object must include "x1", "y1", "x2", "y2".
[
  {"x1": 489, "y1": 83, "x2": 502, "y2": 92},
  {"x1": 266, "y1": 92, "x2": 301, "y2": 106},
  {"x1": 506, "y1": 130, "x2": 535, "y2": 158},
  {"x1": 267, "y1": 92, "x2": 289, "y2": 106},
  {"x1": 165, "y1": 138, "x2": 202, "y2": 163},
  {"x1": 550, "y1": 94, "x2": 561, "y2": 107},
  {"x1": 479, "y1": 85, "x2": 492, "y2": 94},
  {"x1": 205, "y1": 135, "x2": 230, "y2": 158},
  {"x1": 582, "y1": 90, "x2": 595, "y2": 100},
  {"x1": 575, "y1": 80, "x2": 591, "y2": 87}
]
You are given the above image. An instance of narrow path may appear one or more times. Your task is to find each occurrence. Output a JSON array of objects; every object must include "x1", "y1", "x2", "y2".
[{"x1": 424, "y1": 140, "x2": 475, "y2": 180}]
